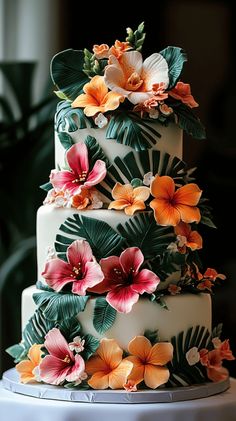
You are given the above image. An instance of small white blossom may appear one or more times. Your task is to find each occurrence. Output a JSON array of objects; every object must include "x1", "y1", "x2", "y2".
[
  {"x1": 176, "y1": 235, "x2": 187, "y2": 248},
  {"x1": 186, "y1": 347, "x2": 200, "y2": 366},
  {"x1": 69, "y1": 336, "x2": 85, "y2": 353},
  {"x1": 73, "y1": 371, "x2": 88, "y2": 386},
  {"x1": 95, "y1": 113, "x2": 108, "y2": 128},
  {"x1": 46, "y1": 246, "x2": 56, "y2": 260},
  {"x1": 87, "y1": 190, "x2": 103, "y2": 209},
  {"x1": 143, "y1": 172, "x2": 155, "y2": 186},
  {"x1": 212, "y1": 337, "x2": 222, "y2": 349},
  {"x1": 148, "y1": 109, "x2": 159, "y2": 119},
  {"x1": 167, "y1": 242, "x2": 179, "y2": 253},
  {"x1": 32, "y1": 366, "x2": 42, "y2": 382}
]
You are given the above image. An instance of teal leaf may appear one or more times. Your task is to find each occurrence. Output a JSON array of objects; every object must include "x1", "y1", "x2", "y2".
[
  {"x1": 55, "y1": 214, "x2": 124, "y2": 261},
  {"x1": 6, "y1": 344, "x2": 25, "y2": 362},
  {"x1": 151, "y1": 250, "x2": 185, "y2": 282},
  {"x1": 84, "y1": 135, "x2": 110, "y2": 168},
  {"x1": 93, "y1": 297, "x2": 117, "y2": 334},
  {"x1": 33, "y1": 291, "x2": 89, "y2": 321},
  {"x1": 211, "y1": 323, "x2": 223, "y2": 340},
  {"x1": 144, "y1": 329, "x2": 159, "y2": 345},
  {"x1": 57, "y1": 132, "x2": 74, "y2": 150},
  {"x1": 106, "y1": 112, "x2": 161, "y2": 151},
  {"x1": 160, "y1": 47, "x2": 187, "y2": 89},
  {"x1": 174, "y1": 104, "x2": 206, "y2": 139},
  {"x1": 56, "y1": 316, "x2": 81, "y2": 342},
  {"x1": 82, "y1": 334, "x2": 100, "y2": 360},
  {"x1": 117, "y1": 212, "x2": 174, "y2": 260},
  {"x1": 50, "y1": 49, "x2": 89, "y2": 100},
  {"x1": 39, "y1": 181, "x2": 53, "y2": 192},
  {"x1": 55, "y1": 100, "x2": 95, "y2": 132}
]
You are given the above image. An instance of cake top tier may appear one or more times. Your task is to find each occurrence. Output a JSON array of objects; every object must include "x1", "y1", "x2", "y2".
[{"x1": 50, "y1": 22, "x2": 205, "y2": 141}]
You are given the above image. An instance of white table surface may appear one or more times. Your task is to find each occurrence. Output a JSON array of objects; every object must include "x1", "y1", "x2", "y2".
[{"x1": 1, "y1": 378, "x2": 236, "y2": 421}]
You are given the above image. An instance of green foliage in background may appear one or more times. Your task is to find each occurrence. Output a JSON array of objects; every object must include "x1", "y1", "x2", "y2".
[{"x1": 0, "y1": 62, "x2": 56, "y2": 374}]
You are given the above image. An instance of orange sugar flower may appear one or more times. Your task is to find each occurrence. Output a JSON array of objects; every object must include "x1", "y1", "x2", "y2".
[
  {"x1": 174, "y1": 221, "x2": 203, "y2": 251},
  {"x1": 93, "y1": 44, "x2": 110, "y2": 59},
  {"x1": 72, "y1": 75, "x2": 124, "y2": 117},
  {"x1": 150, "y1": 175, "x2": 202, "y2": 226},
  {"x1": 203, "y1": 268, "x2": 226, "y2": 281},
  {"x1": 168, "y1": 284, "x2": 181, "y2": 295},
  {"x1": 72, "y1": 189, "x2": 90, "y2": 210},
  {"x1": 109, "y1": 40, "x2": 131, "y2": 59},
  {"x1": 16, "y1": 344, "x2": 43, "y2": 384},
  {"x1": 108, "y1": 183, "x2": 150, "y2": 215},
  {"x1": 85, "y1": 338, "x2": 133, "y2": 389},
  {"x1": 125, "y1": 336, "x2": 173, "y2": 389},
  {"x1": 169, "y1": 82, "x2": 199, "y2": 108},
  {"x1": 197, "y1": 279, "x2": 214, "y2": 292}
]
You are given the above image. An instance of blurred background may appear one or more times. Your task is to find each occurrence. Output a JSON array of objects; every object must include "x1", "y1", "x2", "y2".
[{"x1": 0, "y1": 0, "x2": 235, "y2": 376}]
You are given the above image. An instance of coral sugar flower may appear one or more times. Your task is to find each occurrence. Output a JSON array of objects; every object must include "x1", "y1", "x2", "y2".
[
  {"x1": 71, "y1": 75, "x2": 124, "y2": 117},
  {"x1": 42, "y1": 239, "x2": 104, "y2": 295},
  {"x1": 199, "y1": 348, "x2": 228, "y2": 383},
  {"x1": 39, "y1": 328, "x2": 86, "y2": 385},
  {"x1": 16, "y1": 344, "x2": 43, "y2": 384},
  {"x1": 174, "y1": 221, "x2": 203, "y2": 251},
  {"x1": 50, "y1": 143, "x2": 106, "y2": 196},
  {"x1": 85, "y1": 338, "x2": 133, "y2": 389},
  {"x1": 150, "y1": 175, "x2": 202, "y2": 226},
  {"x1": 108, "y1": 182, "x2": 150, "y2": 215},
  {"x1": 125, "y1": 336, "x2": 173, "y2": 389},
  {"x1": 90, "y1": 247, "x2": 160, "y2": 313},
  {"x1": 169, "y1": 82, "x2": 198, "y2": 108}
]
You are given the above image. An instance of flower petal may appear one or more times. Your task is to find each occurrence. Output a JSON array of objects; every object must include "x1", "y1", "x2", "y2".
[
  {"x1": 150, "y1": 198, "x2": 180, "y2": 226},
  {"x1": 89, "y1": 256, "x2": 122, "y2": 293},
  {"x1": 39, "y1": 354, "x2": 72, "y2": 385},
  {"x1": 67, "y1": 239, "x2": 93, "y2": 268},
  {"x1": 187, "y1": 230, "x2": 203, "y2": 250},
  {"x1": 119, "y1": 51, "x2": 143, "y2": 76},
  {"x1": 120, "y1": 247, "x2": 144, "y2": 276},
  {"x1": 71, "y1": 261, "x2": 104, "y2": 295},
  {"x1": 72, "y1": 93, "x2": 98, "y2": 109},
  {"x1": 125, "y1": 356, "x2": 145, "y2": 385},
  {"x1": 174, "y1": 221, "x2": 191, "y2": 238},
  {"x1": 42, "y1": 259, "x2": 74, "y2": 292},
  {"x1": 86, "y1": 355, "x2": 109, "y2": 375},
  {"x1": 44, "y1": 328, "x2": 73, "y2": 360},
  {"x1": 65, "y1": 354, "x2": 85, "y2": 382},
  {"x1": 83, "y1": 75, "x2": 108, "y2": 103},
  {"x1": 132, "y1": 269, "x2": 160, "y2": 294},
  {"x1": 128, "y1": 91, "x2": 152, "y2": 105},
  {"x1": 142, "y1": 53, "x2": 169, "y2": 90},
  {"x1": 175, "y1": 204, "x2": 201, "y2": 224},
  {"x1": 108, "y1": 360, "x2": 133, "y2": 389},
  {"x1": 207, "y1": 366, "x2": 229, "y2": 383},
  {"x1": 88, "y1": 372, "x2": 109, "y2": 389},
  {"x1": 28, "y1": 344, "x2": 43, "y2": 366},
  {"x1": 111, "y1": 183, "x2": 133, "y2": 201},
  {"x1": 66, "y1": 143, "x2": 89, "y2": 176},
  {"x1": 84, "y1": 105, "x2": 105, "y2": 117},
  {"x1": 174, "y1": 183, "x2": 202, "y2": 206},
  {"x1": 106, "y1": 285, "x2": 139, "y2": 313},
  {"x1": 128, "y1": 336, "x2": 152, "y2": 360},
  {"x1": 84, "y1": 159, "x2": 107, "y2": 188},
  {"x1": 108, "y1": 199, "x2": 129, "y2": 210},
  {"x1": 124, "y1": 201, "x2": 146, "y2": 215},
  {"x1": 144, "y1": 364, "x2": 170, "y2": 389},
  {"x1": 16, "y1": 360, "x2": 35, "y2": 383},
  {"x1": 148, "y1": 342, "x2": 173, "y2": 366},
  {"x1": 104, "y1": 63, "x2": 128, "y2": 96},
  {"x1": 50, "y1": 170, "x2": 77, "y2": 193},
  {"x1": 97, "y1": 338, "x2": 123, "y2": 370},
  {"x1": 133, "y1": 186, "x2": 150, "y2": 201},
  {"x1": 151, "y1": 175, "x2": 175, "y2": 200},
  {"x1": 103, "y1": 91, "x2": 124, "y2": 112}
]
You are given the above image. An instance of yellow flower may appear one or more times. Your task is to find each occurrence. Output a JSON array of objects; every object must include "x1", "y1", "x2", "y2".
[
  {"x1": 16, "y1": 344, "x2": 43, "y2": 384},
  {"x1": 108, "y1": 183, "x2": 150, "y2": 215}
]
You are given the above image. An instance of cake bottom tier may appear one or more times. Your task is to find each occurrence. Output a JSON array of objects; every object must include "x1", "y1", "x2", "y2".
[{"x1": 22, "y1": 286, "x2": 211, "y2": 350}]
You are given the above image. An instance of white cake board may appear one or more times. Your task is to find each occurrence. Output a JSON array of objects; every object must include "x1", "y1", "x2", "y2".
[{"x1": 2, "y1": 368, "x2": 230, "y2": 404}]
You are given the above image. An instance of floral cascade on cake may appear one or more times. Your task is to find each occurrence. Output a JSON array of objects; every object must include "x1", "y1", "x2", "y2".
[{"x1": 6, "y1": 23, "x2": 234, "y2": 391}]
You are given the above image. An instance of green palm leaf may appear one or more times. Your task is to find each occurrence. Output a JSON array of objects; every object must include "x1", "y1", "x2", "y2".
[
  {"x1": 159, "y1": 47, "x2": 187, "y2": 90},
  {"x1": 174, "y1": 103, "x2": 206, "y2": 139},
  {"x1": 93, "y1": 297, "x2": 117, "y2": 334},
  {"x1": 55, "y1": 100, "x2": 94, "y2": 132},
  {"x1": 55, "y1": 214, "x2": 125, "y2": 261},
  {"x1": 117, "y1": 212, "x2": 174, "y2": 260},
  {"x1": 33, "y1": 290, "x2": 89, "y2": 321}
]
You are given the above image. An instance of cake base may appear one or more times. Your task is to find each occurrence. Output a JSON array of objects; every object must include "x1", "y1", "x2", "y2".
[{"x1": 2, "y1": 368, "x2": 230, "y2": 404}]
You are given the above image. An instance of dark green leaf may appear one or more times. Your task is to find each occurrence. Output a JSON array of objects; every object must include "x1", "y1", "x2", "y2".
[
  {"x1": 93, "y1": 297, "x2": 117, "y2": 334},
  {"x1": 117, "y1": 212, "x2": 174, "y2": 260},
  {"x1": 82, "y1": 334, "x2": 100, "y2": 360},
  {"x1": 84, "y1": 135, "x2": 110, "y2": 168},
  {"x1": 55, "y1": 214, "x2": 124, "y2": 261},
  {"x1": 51, "y1": 49, "x2": 89, "y2": 100},
  {"x1": 33, "y1": 291, "x2": 89, "y2": 321},
  {"x1": 56, "y1": 317, "x2": 81, "y2": 342},
  {"x1": 174, "y1": 104, "x2": 206, "y2": 139},
  {"x1": 144, "y1": 329, "x2": 159, "y2": 345},
  {"x1": 212, "y1": 323, "x2": 223, "y2": 339},
  {"x1": 55, "y1": 100, "x2": 94, "y2": 132},
  {"x1": 39, "y1": 181, "x2": 53, "y2": 192},
  {"x1": 126, "y1": 22, "x2": 146, "y2": 51},
  {"x1": 106, "y1": 112, "x2": 161, "y2": 151},
  {"x1": 159, "y1": 47, "x2": 187, "y2": 89},
  {"x1": 150, "y1": 251, "x2": 185, "y2": 283},
  {"x1": 200, "y1": 215, "x2": 217, "y2": 229},
  {"x1": 57, "y1": 132, "x2": 74, "y2": 150},
  {"x1": 64, "y1": 381, "x2": 90, "y2": 390}
]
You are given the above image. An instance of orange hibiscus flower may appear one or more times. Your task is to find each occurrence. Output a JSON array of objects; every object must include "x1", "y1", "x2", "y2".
[
  {"x1": 85, "y1": 338, "x2": 133, "y2": 389},
  {"x1": 16, "y1": 344, "x2": 43, "y2": 383},
  {"x1": 72, "y1": 75, "x2": 124, "y2": 117},
  {"x1": 174, "y1": 221, "x2": 203, "y2": 252},
  {"x1": 109, "y1": 40, "x2": 131, "y2": 59},
  {"x1": 108, "y1": 183, "x2": 150, "y2": 215},
  {"x1": 125, "y1": 336, "x2": 173, "y2": 389},
  {"x1": 150, "y1": 175, "x2": 202, "y2": 226}
]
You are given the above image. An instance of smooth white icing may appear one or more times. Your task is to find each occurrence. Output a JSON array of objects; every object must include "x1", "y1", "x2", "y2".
[{"x1": 22, "y1": 285, "x2": 212, "y2": 350}]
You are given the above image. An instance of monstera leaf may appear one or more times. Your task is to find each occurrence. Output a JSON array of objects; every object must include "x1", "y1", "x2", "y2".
[
  {"x1": 106, "y1": 112, "x2": 161, "y2": 151},
  {"x1": 160, "y1": 47, "x2": 187, "y2": 90},
  {"x1": 55, "y1": 214, "x2": 125, "y2": 261},
  {"x1": 55, "y1": 100, "x2": 94, "y2": 132},
  {"x1": 51, "y1": 49, "x2": 89, "y2": 100},
  {"x1": 117, "y1": 212, "x2": 174, "y2": 260},
  {"x1": 84, "y1": 135, "x2": 110, "y2": 168},
  {"x1": 174, "y1": 104, "x2": 206, "y2": 139},
  {"x1": 93, "y1": 297, "x2": 117, "y2": 334}
]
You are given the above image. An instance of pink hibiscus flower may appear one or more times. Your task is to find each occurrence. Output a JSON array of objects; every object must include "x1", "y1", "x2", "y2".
[
  {"x1": 42, "y1": 239, "x2": 104, "y2": 295},
  {"x1": 90, "y1": 247, "x2": 160, "y2": 313},
  {"x1": 50, "y1": 143, "x2": 106, "y2": 195},
  {"x1": 39, "y1": 328, "x2": 86, "y2": 385}
]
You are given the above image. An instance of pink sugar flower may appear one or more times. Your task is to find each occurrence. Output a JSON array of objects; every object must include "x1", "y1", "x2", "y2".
[
  {"x1": 50, "y1": 143, "x2": 106, "y2": 195},
  {"x1": 39, "y1": 328, "x2": 86, "y2": 385},
  {"x1": 42, "y1": 239, "x2": 104, "y2": 295},
  {"x1": 90, "y1": 247, "x2": 160, "y2": 313},
  {"x1": 199, "y1": 348, "x2": 228, "y2": 382}
]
